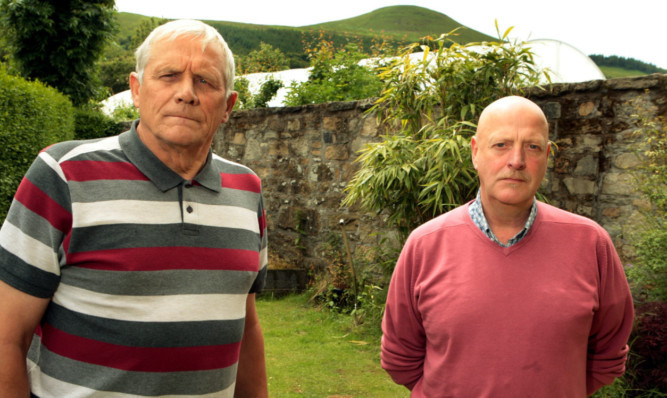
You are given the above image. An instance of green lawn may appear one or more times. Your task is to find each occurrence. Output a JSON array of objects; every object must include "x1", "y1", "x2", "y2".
[{"x1": 257, "y1": 293, "x2": 408, "y2": 398}]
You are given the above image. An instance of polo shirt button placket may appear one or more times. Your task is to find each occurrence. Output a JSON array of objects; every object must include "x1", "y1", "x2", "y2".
[{"x1": 182, "y1": 182, "x2": 198, "y2": 225}]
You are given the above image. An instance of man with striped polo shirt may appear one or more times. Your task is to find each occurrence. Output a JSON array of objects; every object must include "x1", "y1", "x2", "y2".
[{"x1": 0, "y1": 20, "x2": 268, "y2": 397}]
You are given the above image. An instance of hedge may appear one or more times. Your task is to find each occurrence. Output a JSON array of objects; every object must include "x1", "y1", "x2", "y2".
[
  {"x1": 74, "y1": 106, "x2": 125, "y2": 140},
  {"x1": 0, "y1": 68, "x2": 75, "y2": 223}
]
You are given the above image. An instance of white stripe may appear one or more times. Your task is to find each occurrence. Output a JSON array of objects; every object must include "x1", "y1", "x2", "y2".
[
  {"x1": 260, "y1": 246, "x2": 268, "y2": 269},
  {"x1": 0, "y1": 222, "x2": 59, "y2": 275},
  {"x1": 188, "y1": 203, "x2": 259, "y2": 232},
  {"x1": 72, "y1": 200, "x2": 259, "y2": 233},
  {"x1": 38, "y1": 151, "x2": 67, "y2": 182},
  {"x1": 59, "y1": 136, "x2": 121, "y2": 162},
  {"x1": 28, "y1": 363, "x2": 235, "y2": 398},
  {"x1": 72, "y1": 200, "x2": 180, "y2": 227},
  {"x1": 212, "y1": 152, "x2": 255, "y2": 172},
  {"x1": 52, "y1": 283, "x2": 247, "y2": 322}
]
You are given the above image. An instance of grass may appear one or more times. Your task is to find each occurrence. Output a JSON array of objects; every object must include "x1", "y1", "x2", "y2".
[
  {"x1": 257, "y1": 293, "x2": 408, "y2": 398},
  {"x1": 599, "y1": 65, "x2": 649, "y2": 79}
]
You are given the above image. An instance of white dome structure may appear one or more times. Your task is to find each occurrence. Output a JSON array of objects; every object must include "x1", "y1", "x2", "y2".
[
  {"x1": 101, "y1": 90, "x2": 134, "y2": 116},
  {"x1": 238, "y1": 67, "x2": 312, "y2": 108},
  {"x1": 526, "y1": 39, "x2": 605, "y2": 83}
]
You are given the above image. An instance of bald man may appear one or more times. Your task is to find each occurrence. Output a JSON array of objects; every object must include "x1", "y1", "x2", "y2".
[{"x1": 381, "y1": 96, "x2": 634, "y2": 397}]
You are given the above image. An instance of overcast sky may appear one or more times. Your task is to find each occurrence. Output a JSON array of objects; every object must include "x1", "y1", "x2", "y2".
[{"x1": 114, "y1": 0, "x2": 667, "y2": 70}]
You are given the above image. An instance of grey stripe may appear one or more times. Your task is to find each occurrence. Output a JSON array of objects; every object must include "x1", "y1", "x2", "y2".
[
  {"x1": 213, "y1": 156, "x2": 260, "y2": 176},
  {"x1": 32, "y1": 345, "x2": 237, "y2": 396},
  {"x1": 46, "y1": 137, "x2": 113, "y2": 161},
  {"x1": 44, "y1": 302, "x2": 245, "y2": 346},
  {"x1": 0, "y1": 249, "x2": 59, "y2": 298},
  {"x1": 5, "y1": 201, "x2": 64, "y2": 249},
  {"x1": 69, "y1": 179, "x2": 176, "y2": 203},
  {"x1": 69, "y1": 179, "x2": 260, "y2": 211},
  {"x1": 251, "y1": 265, "x2": 267, "y2": 293},
  {"x1": 213, "y1": 187, "x2": 261, "y2": 210},
  {"x1": 68, "y1": 224, "x2": 261, "y2": 252},
  {"x1": 24, "y1": 157, "x2": 72, "y2": 214},
  {"x1": 62, "y1": 267, "x2": 258, "y2": 295}
]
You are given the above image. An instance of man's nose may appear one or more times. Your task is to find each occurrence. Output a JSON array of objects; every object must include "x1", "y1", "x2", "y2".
[
  {"x1": 176, "y1": 79, "x2": 198, "y2": 105},
  {"x1": 508, "y1": 146, "x2": 526, "y2": 170}
]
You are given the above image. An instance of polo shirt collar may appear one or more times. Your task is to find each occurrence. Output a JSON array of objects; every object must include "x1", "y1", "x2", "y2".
[{"x1": 119, "y1": 120, "x2": 222, "y2": 193}]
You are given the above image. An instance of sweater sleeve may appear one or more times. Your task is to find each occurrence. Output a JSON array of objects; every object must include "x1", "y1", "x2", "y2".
[
  {"x1": 586, "y1": 227, "x2": 634, "y2": 395},
  {"x1": 381, "y1": 233, "x2": 426, "y2": 390}
]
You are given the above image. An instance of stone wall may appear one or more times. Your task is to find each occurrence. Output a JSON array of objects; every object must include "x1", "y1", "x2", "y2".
[{"x1": 213, "y1": 74, "x2": 667, "y2": 270}]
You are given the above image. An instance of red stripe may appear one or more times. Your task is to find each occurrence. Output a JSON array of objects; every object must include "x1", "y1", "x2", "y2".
[
  {"x1": 41, "y1": 323, "x2": 241, "y2": 372},
  {"x1": 14, "y1": 178, "x2": 72, "y2": 233},
  {"x1": 61, "y1": 160, "x2": 149, "y2": 182},
  {"x1": 69, "y1": 246, "x2": 260, "y2": 271},
  {"x1": 221, "y1": 172, "x2": 261, "y2": 193}
]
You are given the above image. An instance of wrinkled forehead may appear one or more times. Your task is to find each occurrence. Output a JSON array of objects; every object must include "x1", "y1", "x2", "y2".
[
  {"x1": 155, "y1": 34, "x2": 224, "y2": 58},
  {"x1": 147, "y1": 35, "x2": 226, "y2": 72}
]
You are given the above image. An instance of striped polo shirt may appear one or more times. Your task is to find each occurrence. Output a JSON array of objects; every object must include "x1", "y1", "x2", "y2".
[{"x1": 0, "y1": 121, "x2": 267, "y2": 397}]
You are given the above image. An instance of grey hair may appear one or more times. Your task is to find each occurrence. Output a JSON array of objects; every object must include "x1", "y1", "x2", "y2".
[{"x1": 134, "y1": 19, "x2": 235, "y2": 96}]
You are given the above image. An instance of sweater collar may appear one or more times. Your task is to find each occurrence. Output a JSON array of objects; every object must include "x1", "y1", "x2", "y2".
[{"x1": 468, "y1": 190, "x2": 538, "y2": 247}]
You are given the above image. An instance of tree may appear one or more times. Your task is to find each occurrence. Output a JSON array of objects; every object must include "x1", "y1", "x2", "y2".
[
  {"x1": 98, "y1": 43, "x2": 135, "y2": 95},
  {"x1": 234, "y1": 76, "x2": 283, "y2": 109},
  {"x1": 343, "y1": 25, "x2": 548, "y2": 241},
  {"x1": 284, "y1": 39, "x2": 384, "y2": 106},
  {"x1": 130, "y1": 17, "x2": 169, "y2": 50},
  {"x1": 236, "y1": 42, "x2": 290, "y2": 75},
  {"x1": 0, "y1": 0, "x2": 116, "y2": 106},
  {"x1": 98, "y1": 53, "x2": 134, "y2": 95}
]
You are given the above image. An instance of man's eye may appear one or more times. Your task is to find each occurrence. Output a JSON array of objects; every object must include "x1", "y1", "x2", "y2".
[
  {"x1": 199, "y1": 78, "x2": 209, "y2": 85},
  {"x1": 494, "y1": 143, "x2": 506, "y2": 148}
]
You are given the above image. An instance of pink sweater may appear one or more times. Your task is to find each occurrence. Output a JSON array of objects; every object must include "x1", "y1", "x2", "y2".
[{"x1": 381, "y1": 202, "x2": 634, "y2": 397}]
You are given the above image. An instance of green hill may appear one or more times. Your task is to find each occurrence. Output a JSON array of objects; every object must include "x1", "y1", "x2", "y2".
[
  {"x1": 114, "y1": 6, "x2": 657, "y2": 76},
  {"x1": 115, "y1": 6, "x2": 496, "y2": 69},
  {"x1": 305, "y1": 5, "x2": 494, "y2": 43}
]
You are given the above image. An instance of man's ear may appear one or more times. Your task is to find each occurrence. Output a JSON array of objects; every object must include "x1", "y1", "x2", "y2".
[
  {"x1": 129, "y1": 72, "x2": 141, "y2": 108},
  {"x1": 220, "y1": 91, "x2": 238, "y2": 124},
  {"x1": 471, "y1": 136, "x2": 479, "y2": 170}
]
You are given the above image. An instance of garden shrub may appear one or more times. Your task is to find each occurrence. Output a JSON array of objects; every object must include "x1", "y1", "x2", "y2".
[
  {"x1": 236, "y1": 42, "x2": 290, "y2": 75},
  {"x1": 234, "y1": 76, "x2": 283, "y2": 110},
  {"x1": 74, "y1": 106, "x2": 125, "y2": 140},
  {"x1": 308, "y1": 230, "x2": 399, "y2": 337},
  {"x1": 627, "y1": 106, "x2": 666, "y2": 302},
  {"x1": 0, "y1": 67, "x2": 74, "y2": 223},
  {"x1": 284, "y1": 39, "x2": 385, "y2": 106},
  {"x1": 631, "y1": 302, "x2": 667, "y2": 394},
  {"x1": 110, "y1": 103, "x2": 140, "y2": 122}
]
